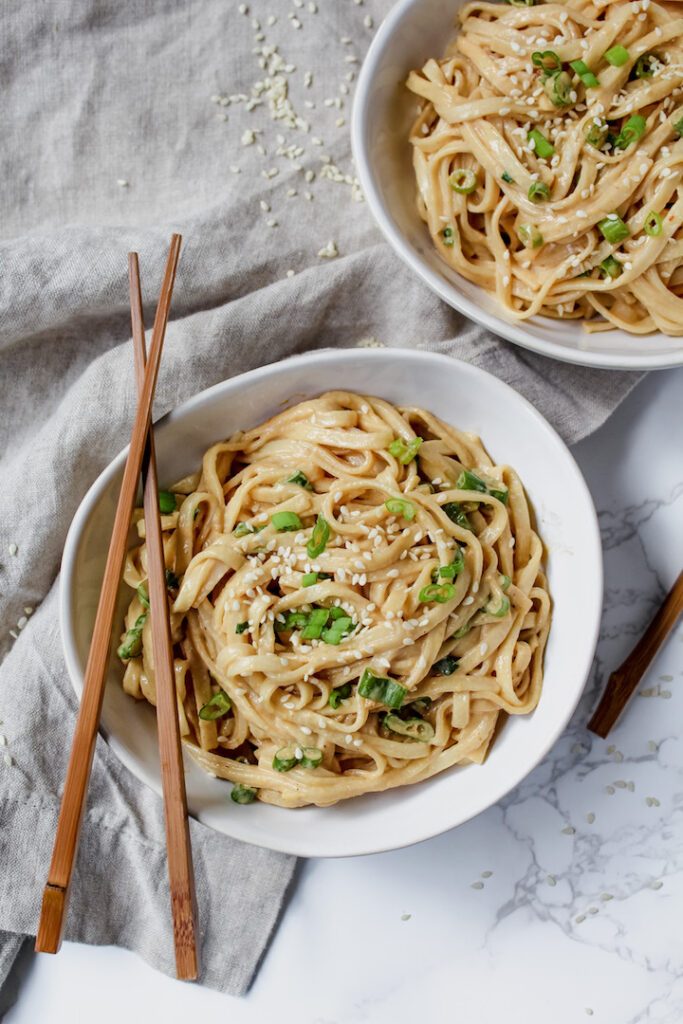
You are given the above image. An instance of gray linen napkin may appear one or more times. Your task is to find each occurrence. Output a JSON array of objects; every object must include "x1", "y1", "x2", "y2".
[{"x1": 0, "y1": 0, "x2": 641, "y2": 998}]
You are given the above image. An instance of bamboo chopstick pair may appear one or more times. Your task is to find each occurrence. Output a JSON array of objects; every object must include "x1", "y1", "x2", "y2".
[{"x1": 35, "y1": 236, "x2": 200, "y2": 980}]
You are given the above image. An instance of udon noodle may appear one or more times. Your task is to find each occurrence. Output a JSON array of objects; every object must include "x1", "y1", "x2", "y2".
[
  {"x1": 118, "y1": 392, "x2": 550, "y2": 808},
  {"x1": 407, "y1": 0, "x2": 683, "y2": 334}
]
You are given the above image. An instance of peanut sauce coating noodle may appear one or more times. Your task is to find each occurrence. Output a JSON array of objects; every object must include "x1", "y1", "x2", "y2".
[
  {"x1": 118, "y1": 393, "x2": 550, "y2": 808},
  {"x1": 407, "y1": 0, "x2": 683, "y2": 335}
]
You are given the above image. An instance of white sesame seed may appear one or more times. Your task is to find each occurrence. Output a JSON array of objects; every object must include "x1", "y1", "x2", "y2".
[
  {"x1": 8, "y1": 543, "x2": 18, "y2": 556},
  {"x1": 3, "y1": 754, "x2": 12, "y2": 767}
]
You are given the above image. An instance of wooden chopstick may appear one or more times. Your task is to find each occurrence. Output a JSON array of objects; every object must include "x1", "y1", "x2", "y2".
[
  {"x1": 36, "y1": 235, "x2": 182, "y2": 955},
  {"x1": 128, "y1": 251, "x2": 200, "y2": 980},
  {"x1": 588, "y1": 569, "x2": 683, "y2": 738}
]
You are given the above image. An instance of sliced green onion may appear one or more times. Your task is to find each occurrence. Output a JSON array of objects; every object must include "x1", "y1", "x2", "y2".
[
  {"x1": 301, "y1": 607, "x2": 330, "y2": 640},
  {"x1": 452, "y1": 623, "x2": 471, "y2": 639},
  {"x1": 442, "y1": 502, "x2": 472, "y2": 531},
  {"x1": 442, "y1": 226, "x2": 455, "y2": 246},
  {"x1": 158, "y1": 490, "x2": 177, "y2": 514},
  {"x1": 231, "y1": 784, "x2": 257, "y2": 804},
  {"x1": 437, "y1": 550, "x2": 465, "y2": 579},
  {"x1": 635, "y1": 53, "x2": 658, "y2": 79},
  {"x1": 501, "y1": 574, "x2": 512, "y2": 591},
  {"x1": 299, "y1": 746, "x2": 323, "y2": 769},
  {"x1": 527, "y1": 128, "x2": 555, "y2": 159},
  {"x1": 235, "y1": 621, "x2": 249, "y2": 634},
  {"x1": 600, "y1": 255, "x2": 623, "y2": 279},
  {"x1": 490, "y1": 486, "x2": 508, "y2": 504},
  {"x1": 307, "y1": 514, "x2": 330, "y2": 558},
  {"x1": 281, "y1": 610, "x2": 309, "y2": 630},
  {"x1": 598, "y1": 214, "x2": 630, "y2": 244},
  {"x1": 321, "y1": 617, "x2": 353, "y2": 645},
  {"x1": 137, "y1": 583, "x2": 149, "y2": 608},
  {"x1": 199, "y1": 691, "x2": 232, "y2": 720},
  {"x1": 487, "y1": 594, "x2": 511, "y2": 618},
  {"x1": 449, "y1": 168, "x2": 478, "y2": 194},
  {"x1": 419, "y1": 582, "x2": 455, "y2": 604},
  {"x1": 506, "y1": 0, "x2": 535, "y2": 5},
  {"x1": 456, "y1": 469, "x2": 487, "y2": 493},
  {"x1": 518, "y1": 224, "x2": 544, "y2": 249},
  {"x1": 273, "y1": 744, "x2": 300, "y2": 772},
  {"x1": 385, "y1": 498, "x2": 415, "y2": 521},
  {"x1": 502, "y1": 171, "x2": 515, "y2": 184},
  {"x1": 528, "y1": 181, "x2": 551, "y2": 203},
  {"x1": 545, "y1": 70, "x2": 573, "y2": 107},
  {"x1": 410, "y1": 696, "x2": 432, "y2": 714},
  {"x1": 532, "y1": 50, "x2": 561, "y2": 73},
  {"x1": 644, "y1": 210, "x2": 663, "y2": 237},
  {"x1": 570, "y1": 59, "x2": 599, "y2": 88},
  {"x1": 672, "y1": 116, "x2": 683, "y2": 138},
  {"x1": 358, "y1": 669, "x2": 407, "y2": 709},
  {"x1": 233, "y1": 521, "x2": 266, "y2": 538},
  {"x1": 614, "y1": 115, "x2": 646, "y2": 150},
  {"x1": 328, "y1": 682, "x2": 352, "y2": 709},
  {"x1": 117, "y1": 613, "x2": 147, "y2": 661},
  {"x1": 302, "y1": 571, "x2": 331, "y2": 587},
  {"x1": 604, "y1": 44, "x2": 629, "y2": 67},
  {"x1": 383, "y1": 714, "x2": 435, "y2": 742},
  {"x1": 165, "y1": 568, "x2": 180, "y2": 589},
  {"x1": 271, "y1": 510, "x2": 303, "y2": 532},
  {"x1": 433, "y1": 655, "x2": 459, "y2": 676},
  {"x1": 388, "y1": 436, "x2": 423, "y2": 464},
  {"x1": 284, "y1": 470, "x2": 314, "y2": 491},
  {"x1": 584, "y1": 118, "x2": 609, "y2": 150}
]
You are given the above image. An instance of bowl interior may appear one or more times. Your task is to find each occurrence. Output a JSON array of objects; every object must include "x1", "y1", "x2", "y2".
[
  {"x1": 352, "y1": 0, "x2": 683, "y2": 369},
  {"x1": 61, "y1": 349, "x2": 602, "y2": 857}
]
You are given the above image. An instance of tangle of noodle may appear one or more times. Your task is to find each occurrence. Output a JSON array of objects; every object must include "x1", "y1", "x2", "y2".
[
  {"x1": 118, "y1": 392, "x2": 551, "y2": 808},
  {"x1": 407, "y1": 0, "x2": 683, "y2": 335}
]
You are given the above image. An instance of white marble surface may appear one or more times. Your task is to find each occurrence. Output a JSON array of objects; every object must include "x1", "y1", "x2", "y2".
[{"x1": 5, "y1": 367, "x2": 683, "y2": 1024}]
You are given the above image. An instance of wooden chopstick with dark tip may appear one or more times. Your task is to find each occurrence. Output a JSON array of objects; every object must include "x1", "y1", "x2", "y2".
[
  {"x1": 35, "y1": 235, "x2": 182, "y2": 956},
  {"x1": 129, "y1": 249, "x2": 200, "y2": 980},
  {"x1": 588, "y1": 569, "x2": 683, "y2": 739}
]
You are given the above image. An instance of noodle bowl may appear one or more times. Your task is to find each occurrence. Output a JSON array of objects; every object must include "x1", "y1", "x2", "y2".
[
  {"x1": 118, "y1": 391, "x2": 550, "y2": 808},
  {"x1": 407, "y1": 0, "x2": 683, "y2": 334}
]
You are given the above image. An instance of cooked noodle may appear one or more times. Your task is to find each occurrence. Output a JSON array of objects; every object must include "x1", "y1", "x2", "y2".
[
  {"x1": 118, "y1": 392, "x2": 550, "y2": 808},
  {"x1": 407, "y1": 0, "x2": 683, "y2": 334}
]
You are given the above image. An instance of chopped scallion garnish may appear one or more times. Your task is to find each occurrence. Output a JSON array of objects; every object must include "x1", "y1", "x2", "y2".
[
  {"x1": 456, "y1": 469, "x2": 487, "y2": 493},
  {"x1": 532, "y1": 50, "x2": 561, "y2": 73},
  {"x1": 301, "y1": 607, "x2": 330, "y2": 640},
  {"x1": 442, "y1": 226, "x2": 455, "y2": 246},
  {"x1": 600, "y1": 255, "x2": 623, "y2": 279},
  {"x1": 452, "y1": 623, "x2": 471, "y2": 639},
  {"x1": 385, "y1": 497, "x2": 416, "y2": 521},
  {"x1": 502, "y1": 171, "x2": 515, "y2": 184},
  {"x1": 569, "y1": 59, "x2": 599, "y2": 88},
  {"x1": 234, "y1": 521, "x2": 266, "y2": 538},
  {"x1": 604, "y1": 44, "x2": 629, "y2": 67},
  {"x1": 158, "y1": 490, "x2": 177, "y2": 514},
  {"x1": 518, "y1": 224, "x2": 544, "y2": 249},
  {"x1": 137, "y1": 583, "x2": 149, "y2": 608},
  {"x1": 419, "y1": 582, "x2": 456, "y2": 604},
  {"x1": 442, "y1": 502, "x2": 472, "y2": 531},
  {"x1": 433, "y1": 654, "x2": 459, "y2": 676},
  {"x1": 231, "y1": 784, "x2": 258, "y2": 804},
  {"x1": 382, "y1": 714, "x2": 434, "y2": 742},
  {"x1": 388, "y1": 436, "x2": 423, "y2": 464},
  {"x1": 449, "y1": 168, "x2": 478, "y2": 194},
  {"x1": 436, "y1": 548, "x2": 465, "y2": 579},
  {"x1": 528, "y1": 181, "x2": 551, "y2": 203},
  {"x1": 527, "y1": 128, "x2": 555, "y2": 159},
  {"x1": 328, "y1": 682, "x2": 352, "y2": 709},
  {"x1": 545, "y1": 70, "x2": 573, "y2": 107},
  {"x1": 284, "y1": 470, "x2": 314, "y2": 491},
  {"x1": 644, "y1": 210, "x2": 662, "y2": 237},
  {"x1": 302, "y1": 571, "x2": 331, "y2": 587},
  {"x1": 165, "y1": 568, "x2": 180, "y2": 589},
  {"x1": 117, "y1": 613, "x2": 147, "y2": 661},
  {"x1": 235, "y1": 621, "x2": 249, "y2": 634},
  {"x1": 271, "y1": 510, "x2": 304, "y2": 532},
  {"x1": 307, "y1": 514, "x2": 330, "y2": 558},
  {"x1": 635, "y1": 53, "x2": 658, "y2": 79},
  {"x1": 299, "y1": 747, "x2": 323, "y2": 769},
  {"x1": 584, "y1": 119, "x2": 609, "y2": 150},
  {"x1": 273, "y1": 744, "x2": 300, "y2": 772},
  {"x1": 672, "y1": 116, "x2": 683, "y2": 138},
  {"x1": 501, "y1": 574, "x2": 512, "y2": 591},
  {"x1": 487, "y1": 594, "x2": 511, "y2": 618},
  {"x1": 598, "y1": 214, "x2": 630, "y2": 244},
  {"x1": 614, "y1": 115, "x2": 646, "y2": 150},
  {"x1": 358, "y1": 669, "x2": 407, "y2": 709},
  {"x1": 198, "y1": 691, "x2": 232, "y2": 720}
]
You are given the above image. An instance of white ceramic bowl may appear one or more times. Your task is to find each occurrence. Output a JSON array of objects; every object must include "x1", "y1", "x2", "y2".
[
  {"x1": 61, "y1": 349, "x2": 602, "y2": 857},
  {"x1": 352, "y1": 0, "x2": 683, "y2": 370}
]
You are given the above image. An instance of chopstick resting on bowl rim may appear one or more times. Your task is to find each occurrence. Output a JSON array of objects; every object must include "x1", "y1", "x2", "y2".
[
  {"x1": 36, "y1": 235, "x2": 184, "y2": 958},
  {"x1": 128, "y1": 250, "x2": 200, "y2": 979},
  {"x1": 588, "y1": 569, "x2": 683, "y2": 738}
]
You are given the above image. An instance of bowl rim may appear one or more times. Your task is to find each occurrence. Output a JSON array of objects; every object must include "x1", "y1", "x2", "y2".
[
  {"x1": 351, "y1": 0, "x2": 683, "y2": 371},
  {"x1": 59, "y1": 348, "x2": 603, "y2": 857}
]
